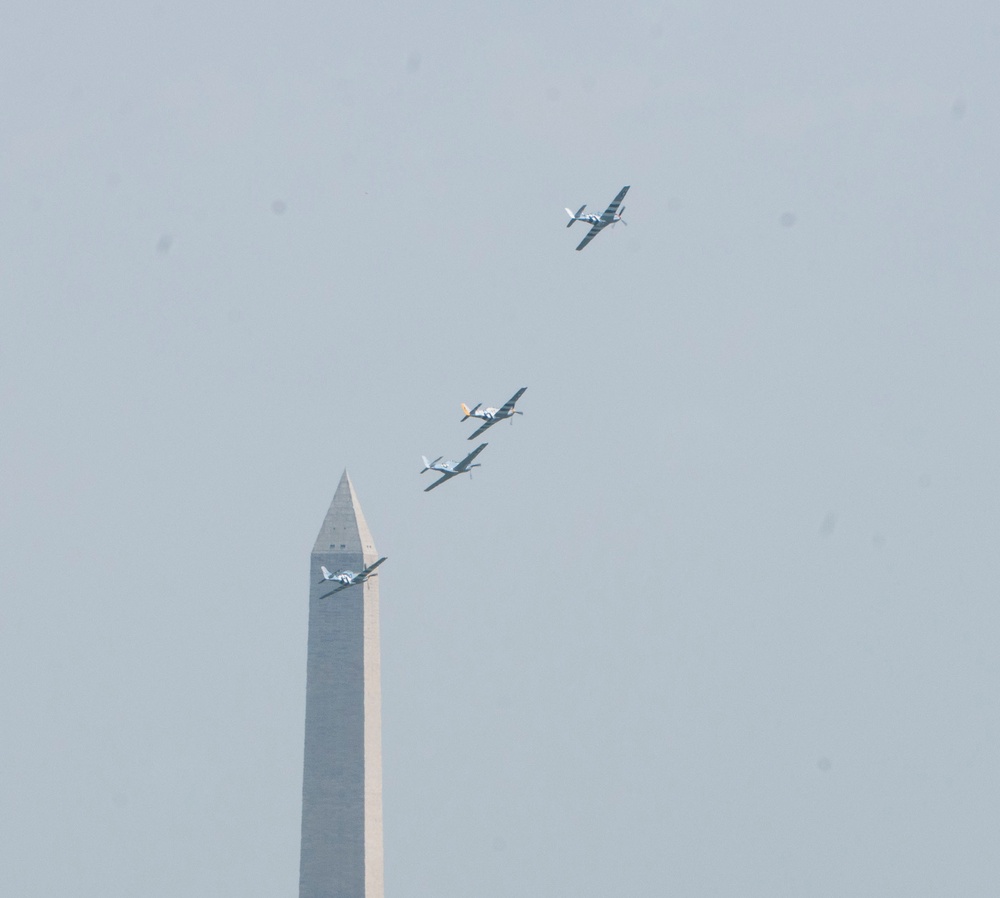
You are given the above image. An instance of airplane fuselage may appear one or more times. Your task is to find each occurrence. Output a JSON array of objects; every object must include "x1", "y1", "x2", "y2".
[
  {"x1": 332, "y1": 571, "x2": 373, "y2": 587},
  {"x1": 471, "y1": 407, "x2": 508, "y2": 421},
  {"x1": 428, "y1": 460, "x2": 480, "y2": 475}
]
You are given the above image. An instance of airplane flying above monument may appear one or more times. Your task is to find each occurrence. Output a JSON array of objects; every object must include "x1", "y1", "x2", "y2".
[
  {"x1": 460, "y1": 387, "x2": 527, "y2": 440},
  {"x1": 565, "y1": 185, "x2": 630, "y2": 251},
  {"x1": 317, "y1": 556, "x2": 387, "y2": 598},
  {"x1": 420, "y1": 443, "x2": 488, "y2": 492}
]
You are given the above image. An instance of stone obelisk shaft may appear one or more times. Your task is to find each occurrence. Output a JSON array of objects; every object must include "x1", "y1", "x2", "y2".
[{"x1": 299, "y1": 471, "x2": 383, "y2": 898}]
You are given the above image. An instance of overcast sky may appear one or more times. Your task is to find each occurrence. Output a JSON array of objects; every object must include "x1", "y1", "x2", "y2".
[{"x1": 3, "y1": 2, "x2": 1000, "y2": 896}]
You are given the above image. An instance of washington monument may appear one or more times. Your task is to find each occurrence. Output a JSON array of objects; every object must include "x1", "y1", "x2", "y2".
[{"x1": 299, "y1": 471, "x2": 384, "y2": 898}]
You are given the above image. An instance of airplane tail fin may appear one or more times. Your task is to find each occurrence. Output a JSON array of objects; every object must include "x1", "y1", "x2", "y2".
[
  {"x1": 318, "y1": 565, "x2": 332, "y2": 583},
  {"x1": 461, "y1": 402, "x2": 480, "y2": 421},
  {"x1": 566, "y1": 204, "x2": 586, "y2": 227},
  {"x1": 421, "y1": 456, "x2": 432, "y2": 473}
]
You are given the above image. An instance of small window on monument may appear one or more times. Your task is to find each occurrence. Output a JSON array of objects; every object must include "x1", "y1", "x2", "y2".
[{"x1": 341, "y1": 544, "x2": 346, "y2": 549}]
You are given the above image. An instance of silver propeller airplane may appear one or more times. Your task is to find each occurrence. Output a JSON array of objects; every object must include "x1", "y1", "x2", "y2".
[
  {"x1": 460, "y1": 387, "x2": 526, "y2": 440},
  {"x1": 565, "y1": 185, "x2": 630, "y2": 251},
  {"x1": 317, "y1": 556, "x2": 387, "y2": 598},
  {"x1": 420, "y1": 443, "x2": 488, "y2": 492}
]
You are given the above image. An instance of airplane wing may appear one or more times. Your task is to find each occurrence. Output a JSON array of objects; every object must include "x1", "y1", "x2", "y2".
[
  {"x1": 575, "y1": 222, "x2": 603, "y2": 251},
  {"x1": 467, "y1": 418, "x2": 496, "y2": 440},
  {"x1": 361, "y1": 556, "x2": 387, "y2": 577},
  {"x1": 424, "y1": 470, "x2": 457, "y2": 492},
  {"x1": 318, "y1": 581, "x2": 353, "y2": 600},
  {"x1": 496, "y1": 387, "x2": 527, "y2": 417},
  {"x1": 599, "y1": 185, "x2": 630, "y2": 222},
  {"x1": 457, "y1": 442, "x2": 488, "y2": 471}
]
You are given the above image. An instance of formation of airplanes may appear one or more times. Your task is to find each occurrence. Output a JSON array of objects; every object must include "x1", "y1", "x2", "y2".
[
  {"x1": 417, "y1": 189, "x2": 624, "y2": 498},
  {"x1": 319, "y1": 383, "x2": 525, "y2": 593},
  {"x1": 418, "y1": 187, "x2": 631, "y2": 499},
  {"x1": 421, "y1": 387, "x2": 527, "y2": 492},
  {"x1": 319, "y1": 187, "x2": 627, "y2": 596},
  {"x1": 565, "y1": 185, "x2": 629, "y2": 251},
  {"x1": 318, "y1": 557, "x2": 387, "y2": 599}
]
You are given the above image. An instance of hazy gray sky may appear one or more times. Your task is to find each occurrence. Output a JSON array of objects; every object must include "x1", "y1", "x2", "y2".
[{"x1": 3, "y1": 2, "x2": 1000, "y2": 895}]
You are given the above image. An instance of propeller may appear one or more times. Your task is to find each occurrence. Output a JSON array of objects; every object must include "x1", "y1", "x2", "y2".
[{"x1": 613, "y1": 206, "x2": 627, "y2": 227}]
